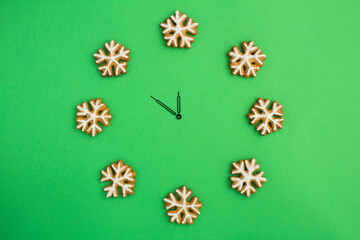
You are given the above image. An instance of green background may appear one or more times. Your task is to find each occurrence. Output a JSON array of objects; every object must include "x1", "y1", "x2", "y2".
[{"x1": 1, "y1": 0, "x2": 359, "y2": 239}]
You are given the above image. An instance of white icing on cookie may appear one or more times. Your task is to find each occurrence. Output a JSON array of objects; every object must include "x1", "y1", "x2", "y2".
[
  {"x1": 228, "y1": 41, "x2": 266, "y2": 77},
  {"x1": 248, "y1": 98, "x2": 284, "y2": 135},
  {"x1": 160, "y1": 11, "x2": 198, "y2": 48},
  {"x1": 76, "y1": 99, "x2": 112, "y2": 137},
  {"x1": 94, "y1": 40, "x2": 130, "y2": 77},
  {"x1": 101, "y1": 160, "x2": 136, "y2": 198},
  {"x1": 164, "y1": 186, "x2": 202, "y2": 225},
  {"x1": 230, "y1": 159, "x2": 266, "y2": 197}
]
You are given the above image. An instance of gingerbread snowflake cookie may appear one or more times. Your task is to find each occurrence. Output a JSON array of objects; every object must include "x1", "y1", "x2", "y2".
[
  {"x1": 228, "y1": 41, "x2": 266, "y2": 77},
  {"x1": 160, "y1": 11, "x2": 198, "y2": 48},
  {"x1": 94, "y1": 40, "x2": 130, "y2": 77},
  {"x1": 230, "y1": 159, "x2": 266, "y2": 197},
  {"x1": 248, "y1": 98, "x2": 284, "y2": 136},
  {"x1": 76, "y1": 98, "x2": 112, "y2": 137},
  {"x1": 101, "y1": 160, "x2": 136, "y2": 198},
  {"x1": 164, "y1": 186, "x2": 202, "y2": 225}
]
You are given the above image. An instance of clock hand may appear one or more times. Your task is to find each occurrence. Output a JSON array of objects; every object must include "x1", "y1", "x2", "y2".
[
  {"x1": 176, "y1": 92, "x2": 182, "y2": 120},
  {"x1": 150, "y1": 96, "x2": 177, "y2": 116},
  {"x1": 177, "y1": 92, "x2": 181, "y2": 114}
]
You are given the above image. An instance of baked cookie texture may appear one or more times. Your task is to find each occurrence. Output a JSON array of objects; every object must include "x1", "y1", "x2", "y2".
[
  {"x1": 248, "y1": 98, "x2": 284, "y2": 136},
  {"x1": 228, "y1": 41, "x2": 266, "y2": 78},
  {"x1": 101, "y1": 160, "x2": 136, "y2": 198},
  {"x1": 160, "y1": 11, "x2": 198, "y2": 48},
  {"x1": 230, "y1": 159, "x2": 266, "y2": 197},
  {"x1": 164, "y1": 186, "x2": 202, "y2": 225},
  {"x1": 76, "y1": 98, "x2": 112, "y2": 137},
  {"x1": 94, "y1": 40, "x2": 130, "y2": 77}
]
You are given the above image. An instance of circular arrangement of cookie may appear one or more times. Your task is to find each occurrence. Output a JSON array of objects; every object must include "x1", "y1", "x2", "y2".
[{"x1": 72, "y1": 9, "x2": 283, "y2": 226}]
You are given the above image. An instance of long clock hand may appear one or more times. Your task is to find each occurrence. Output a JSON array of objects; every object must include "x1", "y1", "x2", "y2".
[
  {"x1": 151, "y1": 96, "x2": 177, "y2": 116},
  {"x1": 176, "y1": 92, "x2": 182, "y2": 119}
]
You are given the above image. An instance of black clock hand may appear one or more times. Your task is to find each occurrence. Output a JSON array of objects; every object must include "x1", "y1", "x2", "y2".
[
  {"x1": 151, "y1": 96, "x2": 177, "y2": 116},
  {"x1": 176, "y1": 92, "x2": 182, "y2": 119},
  {"x1": 177, "y1": 92, "x2": 181, "y2": 114}
]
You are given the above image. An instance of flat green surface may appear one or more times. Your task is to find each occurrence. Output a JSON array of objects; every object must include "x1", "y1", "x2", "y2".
[{"x1": 1, "y1": 0, "x2": 359, "y2": 239}]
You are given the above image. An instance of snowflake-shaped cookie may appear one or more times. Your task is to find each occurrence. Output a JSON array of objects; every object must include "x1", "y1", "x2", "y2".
[
  {"x1": 101, "y1": 160, "x2": 136, "y2": 198},
  {"x1": 230, "y1": 159, "x2": 266, "y2": 197},
  {"x1": 248, "y1": 98, "x2": 284, "y2": 136},
  {"x1": 160, "y1": 11, "x2": 198, "y2": 48},
  {"x1": 76, "y1": 98, "x2": 112, "y2": 137},
  {"x1": 164, "y1": 186, "x2": 203, "y2": 225},
  {"x1": 94, "y1": 40, "x2": 130, "y2": 77},
  {"x1": 228, "y1": 41, "x2": 266, "y2": 78}
]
